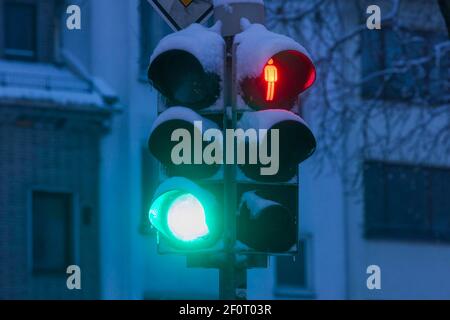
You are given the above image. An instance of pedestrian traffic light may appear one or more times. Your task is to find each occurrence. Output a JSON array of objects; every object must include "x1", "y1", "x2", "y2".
[
  {"x1": 233, "y1": 21, "x2": 317, "y2": 253},
  {"x1": 235, "y1": 22, "x2": 316, "y2": 110},
  {"x1": 237, "y1": 109, "x2": 316, "y2": 182}
]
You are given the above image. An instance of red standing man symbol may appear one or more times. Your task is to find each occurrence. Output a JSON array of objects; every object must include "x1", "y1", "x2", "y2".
[{"x1": 264, "y1": 59, "x2": 278, "y2": 101}]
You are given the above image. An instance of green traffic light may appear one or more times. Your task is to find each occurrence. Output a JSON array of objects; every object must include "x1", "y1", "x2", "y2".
[
  {"x1": 166, "y1": 193, "x2": 209, "y2": 242},
  {"x1": 148, "y1": 178, "x2": 220, "y2": 250}
]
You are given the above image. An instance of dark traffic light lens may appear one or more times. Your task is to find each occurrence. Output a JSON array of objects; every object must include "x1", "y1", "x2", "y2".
[
  {"x1": 238, "y1": 110, "x2": 316, "y2": 182},
  {"x1": 237, "y1": 191, "x2": 296, "y2": 252},
  {"x1": 148, "y1": 50, "x2": 221, "y2": 109},
  {"x1": 148, "y1": 107, "x2": 221, "y2": 179}
]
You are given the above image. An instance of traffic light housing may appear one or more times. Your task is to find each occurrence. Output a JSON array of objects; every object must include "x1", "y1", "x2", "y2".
[
  {"x1": 147, "y1": 23, "x2": 225, "y2": 254},
  {"x1": 145, "y1": 20, "x2": 316, "y2": 258},
  {"x1": 232, "y1": 22, "x2": 317, "y2": 254}
]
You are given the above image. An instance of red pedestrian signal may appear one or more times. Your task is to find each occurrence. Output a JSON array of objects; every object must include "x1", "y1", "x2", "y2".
[
  {"x1": 264, "y1": 59, "x2": 278, "y2": 101},
  {"x1": 235, "y1": 23, "x2": 316, "y2": 110},
  {"x1": 241, "y1": 50, "x2": 316, "y2": 110}
]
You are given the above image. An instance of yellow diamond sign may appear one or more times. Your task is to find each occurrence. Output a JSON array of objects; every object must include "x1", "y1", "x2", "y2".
[{"x1": 179, "y1": 0, "x2": 193, "y2": 7}]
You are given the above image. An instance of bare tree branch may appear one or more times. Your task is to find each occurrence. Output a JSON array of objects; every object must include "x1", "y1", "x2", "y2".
[{"x1": 266, "y1": 0, "x2": 450, "y2": 191}]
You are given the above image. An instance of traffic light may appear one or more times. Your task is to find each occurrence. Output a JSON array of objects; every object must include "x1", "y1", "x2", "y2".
[
  {"x1": 145, "y1": 20, "x2": 316, "y2": 258},
  {"x1": 233, "y1": 22, "x2": 317, "y2": 253},
  {"x1": 149, "y1": 177, "x2": 221, "y2": 250},
  {"x1": 147, "y1": 23, "x2": 225, "y2": 253}
]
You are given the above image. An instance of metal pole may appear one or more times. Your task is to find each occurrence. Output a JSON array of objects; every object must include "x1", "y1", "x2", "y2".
[
  {"x1": 219, "y1": 35, "x2": 242, "y2": 300},
  {"x1": 215, "y1": 2, "x2": 265, "y2": 300}
]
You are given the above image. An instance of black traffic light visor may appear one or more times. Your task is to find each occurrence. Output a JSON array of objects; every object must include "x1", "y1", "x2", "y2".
[
  {"x1": 237, "y1": 190, "x2": 297, "y2": 252},
  {"x1": 237, "y1": 110, "x2": 316, "y2": 182},
  {"x1": 148, "y1": 50, "x2": 221, "y2": 109},
  {"x1": 148, "y1": 107, "x2": 221, "y2": 179}
]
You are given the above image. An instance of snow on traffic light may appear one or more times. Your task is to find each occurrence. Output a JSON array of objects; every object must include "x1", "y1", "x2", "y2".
[
  {"x1": 148, "y1": 107, "x2": 222, "y2": 179},
  {"x1": 148, "y1": 23, "x2": 224, "y2": 109},
  {"x1": 237, "y1": 190, "x2": 297, "y2": 252},
  {"x1": 237, "y1": 109, "x2": 316, "y2": 182},
  {"x1": 147, "y1": 23, "x2": 226, "y2": 253}
]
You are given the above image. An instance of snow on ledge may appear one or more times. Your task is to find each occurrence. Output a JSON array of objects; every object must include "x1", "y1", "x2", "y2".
[
  {"x1": 0, "y1": 60, "x2": 116, "y2": 109},
  {"x1": 0, "y1": 86, "x2": 104, "y2": 108},
  {"x1": 150, "y1": 23, "x2": 225, "y2": 75},
  {"x1": 235, "y1": 20, "x2": 313, "y2": 80}
]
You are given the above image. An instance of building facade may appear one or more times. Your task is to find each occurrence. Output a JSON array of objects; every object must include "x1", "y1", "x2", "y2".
[{"x1": 0, "y1": 0, "x2": 115, "y2": 299}]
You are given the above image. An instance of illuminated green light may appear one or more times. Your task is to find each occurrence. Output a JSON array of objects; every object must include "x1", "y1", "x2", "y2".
[
  {"x1": 149, "y1": 187, "x2": 217, "y2": 248},
  {"x1": 167, "y1": 194, "x2": 209, "y2": 241}
]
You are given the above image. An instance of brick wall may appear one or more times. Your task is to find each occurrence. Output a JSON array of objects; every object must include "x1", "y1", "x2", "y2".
[{"x1": 0, "y1": 105, "x2": 107, "y2": 299}]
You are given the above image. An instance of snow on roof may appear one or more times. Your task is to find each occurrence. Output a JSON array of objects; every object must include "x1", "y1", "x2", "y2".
[
  {"x1": 235, "y1": 19, "x2": 313, "y2": 80},
  {"x1": 0, "y1": 60, "x2": 116, "y2": 109},
  {"x1": 213, "y1": 0, "x2": 264, "y2": 6},
  {"x1": 0, "y1": 59, "x2": 80, "y2": 77},
  {"x1": 150, "y1": 23, "x2": 225, "y2": 75},
  {"x1": 0, "y1": 87, "x2": 103, "y2": 107}
]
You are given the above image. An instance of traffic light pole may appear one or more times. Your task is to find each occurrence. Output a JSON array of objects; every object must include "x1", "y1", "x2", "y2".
[
  {"x1": 216, "y1": 2, "x2": 265, "y2": 300},
  {"x1": 219, "y1": 36, "x2": 247, "y2": 300}
]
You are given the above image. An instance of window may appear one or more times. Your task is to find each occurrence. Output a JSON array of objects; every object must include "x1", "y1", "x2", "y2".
[
  {"x1": 139, "y1": 0, "x2": 172, "y2": 78},
  {"x1": 361, "y1": 28, "x2": 449, "y2": 104},
  {"x1": 364, "y1": 161, "x2": 450, "y2": 242},
  {"x1": 3, "y1": 1, "x2": 37, "y2": 60},
  {"x1": 32, "y1": 191, "x2": 73, "y2": 274},
  {"x1": 275, "y1": 237, "x2": 314, "y2": 297}
]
